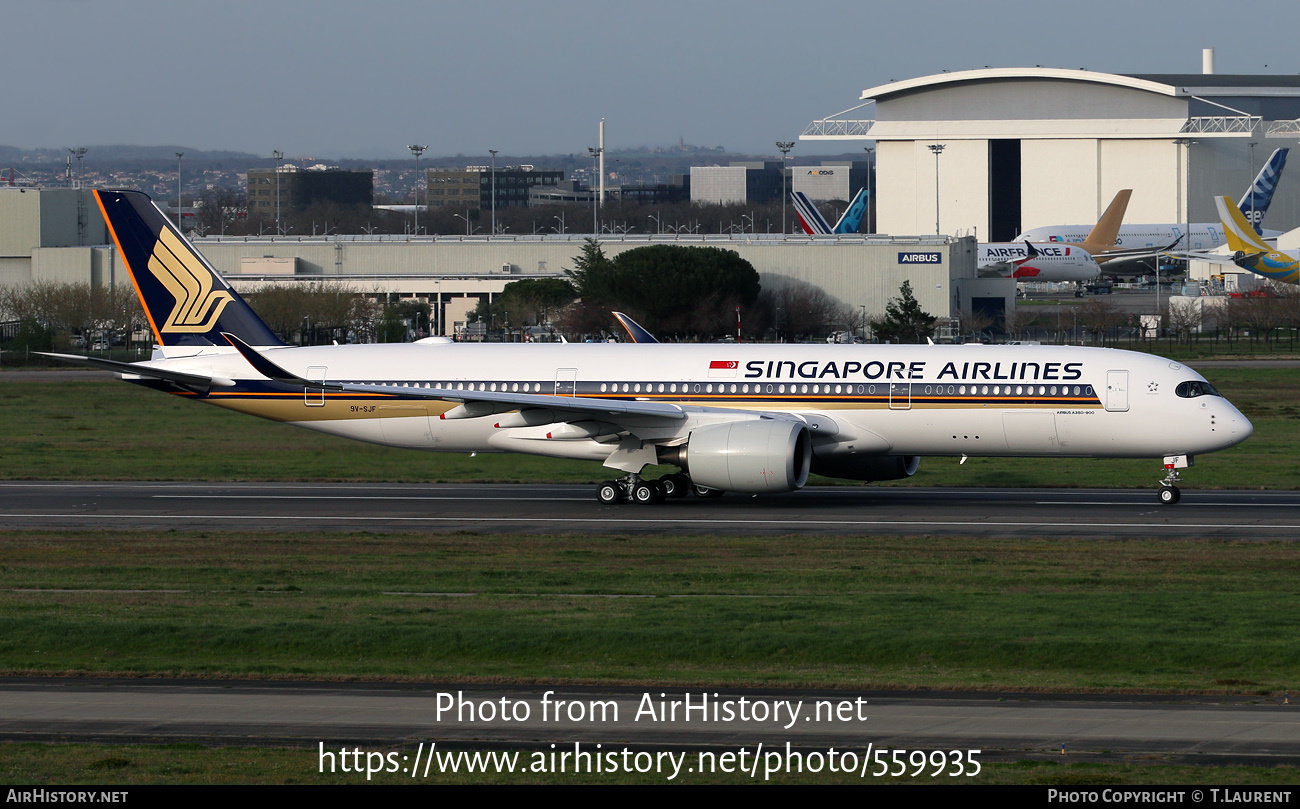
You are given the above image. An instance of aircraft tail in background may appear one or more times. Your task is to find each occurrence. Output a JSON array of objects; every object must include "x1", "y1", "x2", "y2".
[
  {"x1": 1237, "y1": 147, "x2": 1289, "y2": 234},
  {"x1": 791, "y1": 189, "x2": 870, "y2": 235},
  {"x1": 1080, "y1": 189, "x2": 1132, "y2": 253}
]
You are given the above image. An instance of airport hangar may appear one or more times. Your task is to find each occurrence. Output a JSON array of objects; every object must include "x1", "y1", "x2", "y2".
[
  {"x1": 1, "y1": 186, "x2": 1002, "y2": 337},
  {"x1": 802, "y1": 63, "x2": 1300, "y2": 242}
]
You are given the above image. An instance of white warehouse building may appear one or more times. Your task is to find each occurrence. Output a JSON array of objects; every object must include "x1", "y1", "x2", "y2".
[{"x1": 802, "y1": 63, "x2": 1300, "y2": 242}]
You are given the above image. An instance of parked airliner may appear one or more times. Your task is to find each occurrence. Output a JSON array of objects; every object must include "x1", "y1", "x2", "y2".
[
  {"x1": 1021, "y1": 148, "x2": 1290, "y2": 252},
  {"x1": 46, "y1": 191, "x2": 1253, "y2": 506},
  {"x1": 794, "y1": 189, "x2": 1118, "y2": 283}
]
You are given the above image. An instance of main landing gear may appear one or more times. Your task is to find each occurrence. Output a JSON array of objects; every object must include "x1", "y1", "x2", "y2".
[{"x1": 596, "y1": 472, "x2": 702, "y2": 504}]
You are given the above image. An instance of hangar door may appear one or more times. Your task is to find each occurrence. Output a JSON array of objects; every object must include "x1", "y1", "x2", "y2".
[{"x1": 989, "y1": 140, "x2": 1022, "y2": 242}]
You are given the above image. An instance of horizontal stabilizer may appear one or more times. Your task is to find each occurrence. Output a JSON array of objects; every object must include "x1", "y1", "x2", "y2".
[{"x1": 38, "y1": 352, "x2": 235, "y2": 389}]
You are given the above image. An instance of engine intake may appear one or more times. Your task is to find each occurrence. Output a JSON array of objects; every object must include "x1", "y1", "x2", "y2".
[{"x1": 662, "y1": 420, "x2": 812, "y2": 494}]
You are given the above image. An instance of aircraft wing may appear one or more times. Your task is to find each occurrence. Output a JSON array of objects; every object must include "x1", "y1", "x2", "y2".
[
  {"x1": 38, "y1": 352, "x2": 236, "y2": 390},
  {"x1": 219, "y1": 333, "x2": 831, "y2": 473}
]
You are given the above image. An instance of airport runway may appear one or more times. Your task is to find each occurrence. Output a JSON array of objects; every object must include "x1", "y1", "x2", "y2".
[
  {"x1": 1, "y1": 678, "x2": 1296, "y2": 764},
  {"x1": 2, "y1": 481, "x2": 1299, "y2": 538}
]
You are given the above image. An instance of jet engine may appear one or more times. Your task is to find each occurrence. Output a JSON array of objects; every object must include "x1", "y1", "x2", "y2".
[
  {"x1": 658, "y1": 420, "x2": 811, "y2": 493},
  {"x1": 809, "y1": 454, "x2": 920, "y2": 482}
]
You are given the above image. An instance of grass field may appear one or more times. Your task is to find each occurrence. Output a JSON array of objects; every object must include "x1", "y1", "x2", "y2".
[
  {"x1": 3, "y1": 531, "x2": 1298, "y2": 692},
  {"x1": 1, "y1": 365, "x2": 1297, "y2": 489}
]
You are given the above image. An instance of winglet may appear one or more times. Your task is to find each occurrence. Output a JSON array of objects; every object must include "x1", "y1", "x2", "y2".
[
  {"x1": 222, "y1": 332, "x2": 341, "y2": 389},
  {"x1": 612, "y1": 312, "x2": 658, "y2": 344}
]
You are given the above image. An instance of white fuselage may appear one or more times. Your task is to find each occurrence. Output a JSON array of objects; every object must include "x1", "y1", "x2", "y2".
[
  {"x1": 140, "y1": 342, "x2": 1251, "y2": 467},
  {"x1": 1019, "y1": 223, "x2": 1285, "y2": 253},
  {"x1": 977, "y1": 243, "x2": 1100, "y2": 282}
]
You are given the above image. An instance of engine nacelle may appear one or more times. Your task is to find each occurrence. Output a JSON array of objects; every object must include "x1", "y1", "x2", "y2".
[
  {"x1": 809, "y1": 454, "x2": 920, "y2": 482},
  {"x1": 664, "y1": 420, "x2": 812, "y2": 494}
]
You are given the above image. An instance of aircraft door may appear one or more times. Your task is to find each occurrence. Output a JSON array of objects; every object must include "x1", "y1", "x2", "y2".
[
  {"x1": 1105, "y1": 370, "x2": 1129, "y2": 412},
  {"x1": 889, "y1": 382, "x2": 911, "y2": 410},
  {"x1": 555, "y1": 368, "x2": 577, "y2": 397},
  {"x1": 305, "y1": 366, "x2": 326, "y2": 407}
]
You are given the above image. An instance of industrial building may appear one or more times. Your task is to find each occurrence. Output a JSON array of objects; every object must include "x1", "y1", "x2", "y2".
[
  {"x1": 427, "y1": 166, "x2": 564, "y2": 210},
  {"x1": 0, "y1": 187, "x2": 999, "y2": 338},
  {"x1": 802, "y1": 56, "x2": 1300, "y2": 241},
  {"x1": 246, "y1": 165, "x2": 373, "y2": 220}
]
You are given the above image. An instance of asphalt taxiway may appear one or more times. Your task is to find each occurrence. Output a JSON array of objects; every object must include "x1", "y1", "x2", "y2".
[
  {"x1": 1, "y1": 481, "x2": 1298, "y2": 538},
  {"x1": 1, "y1": 679, "x2": 1296, "y2": 764}
]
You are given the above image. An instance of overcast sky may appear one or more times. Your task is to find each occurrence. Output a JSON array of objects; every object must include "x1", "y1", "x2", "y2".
[{"x1": 6, "y1": 0, "x2": 1297, "y2": 160}]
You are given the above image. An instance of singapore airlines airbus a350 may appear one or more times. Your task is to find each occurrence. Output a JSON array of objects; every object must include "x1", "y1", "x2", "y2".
[{"x1": 48, "y1": 191, "x2": 1253, "y2": 506}]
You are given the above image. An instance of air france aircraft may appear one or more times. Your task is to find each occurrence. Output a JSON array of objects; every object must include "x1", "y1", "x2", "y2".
[
  {"x1": 1021, "y1": 148, "x2": 1290, "y2": 249},
  {"x1": 794, "y1": 190, "x2": 1110, "y2": 282},
  {"x1": 46, "y1": 190, "x2": 1253, "y2": 506}
]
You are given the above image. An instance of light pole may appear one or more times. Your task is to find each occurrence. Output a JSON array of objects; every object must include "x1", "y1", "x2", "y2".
[
  {"x1": 489, "y1": 149, "x2": 498, "y2": 236},
  {"x1": 454, "y1": 211, "x2": 473, "y2": 236},
  {"x1": 588, "y1": 146, "x2": 602, "y2": 234},
  {"x1": 408, "y1": 144, "x2": 427, "y2": 235},
  {"x1": 864, "y1": 146, "x2": 874, "y2": 234},
  {"x1": 272, "y1": 150, "x2": 284, "y2": 236},
  {"x1": 1248, "y1": 140, "x2": 1259, "y2": 229},
  {"x1": 68, "y1": 147, "x2": 87, "y2": 187},
  {"x1": 175, "y1": 152, "x2": 184, "y2": 229},
  {"x1": 928, "y1": 144, "x2": 946, "y2": 234},
  {"x1": 776, "y1": 141, "x2": 794, "y2": 233}
]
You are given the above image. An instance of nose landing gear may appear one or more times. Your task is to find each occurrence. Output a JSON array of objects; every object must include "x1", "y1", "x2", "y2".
[{"x1": 1157, "y1": 455, "x2": 1191, "y2": 505}]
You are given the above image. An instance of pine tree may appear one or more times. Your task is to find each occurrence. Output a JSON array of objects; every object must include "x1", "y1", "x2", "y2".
[{"x1": 871, "y1": 280, "x2": 936, "y2": 343}]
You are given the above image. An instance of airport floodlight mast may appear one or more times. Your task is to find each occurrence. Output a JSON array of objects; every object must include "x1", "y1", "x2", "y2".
[
  {"x1": 928, "y1": 143, "x2": 946, "y2": 235},
  {"x1": 489, "y1": 149, "x2": 498, "y2": 235},
  {"x1": 68, "y1": 147, "x2": 87, "y2": 188},
  {"x1": 776, "y1": 141, "x2": 795, "y2": 233},
  {"x1": 588, "y1": 146, "x2": 602, "y2": 234},
  {"x1": 175, "y1": 152, "x2": 184, "y2": 229},
  {"x1": 1248, "y1": 140, "x2": 1258, "y2": 225},
  {"x1": 272, "y1": 150, "x2": 284, "y2": 236},
  {"x1": 408, "y1": 144, "x2": 427, "y2": 235}
]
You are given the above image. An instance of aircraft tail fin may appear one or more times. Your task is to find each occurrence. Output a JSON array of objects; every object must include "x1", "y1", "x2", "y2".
[
  {"x1": 1082, "y1": 189, "x2": 1132, "y2": 252},
  {"x1": 791, "y1": 191, "x2": 833, "y2": 235},
  {"x1": 94, "y1": 190, "x2": 284, "y2": 348},
  {"x1": 832, "y1": 187, "x2": 870, "y2": 234},
  {"x1": 1215, "y1": 195, "x2": 1273, "y2": 254},
  {"x1": 1236, "y1": 147, "x2": 1289, "y2": 234}
]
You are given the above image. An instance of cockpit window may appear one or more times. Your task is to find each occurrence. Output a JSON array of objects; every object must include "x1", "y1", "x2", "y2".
[{"x1": 1175, "y1": 380, "x2": 1221, "y2": 398}]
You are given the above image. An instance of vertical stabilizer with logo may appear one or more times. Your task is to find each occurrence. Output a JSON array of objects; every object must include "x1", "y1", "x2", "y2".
[
  {"x1": 1214, "y1": 195, "x2": 1300, "y2": 285},
  {"x1": 95, "y1": 190, "x2": 284, "y2": 349},
  {"x1": 1237, "y1": 147, "x2": 1289, "y2": 234},
  {"x1": 833, "y1": 187, "x2": 870, "y2": 234}
]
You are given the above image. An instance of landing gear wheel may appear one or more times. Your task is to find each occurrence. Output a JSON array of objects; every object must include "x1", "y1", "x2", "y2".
[
  {"x1": 661, "y1": 473, "x2": 689, "y2": 498},
  {"x1": 632, "y1": 482, "x2": 660, "y2": 505},
  {"x1": 597, "y1": 481, "x2": 622, "y2": 504},
  {"x1": 691, "y1": 484, "x2": 724, "y2": 498},
  {"x1": 1158, "y1": 485, "x2": 1181, "y2": 505}
]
